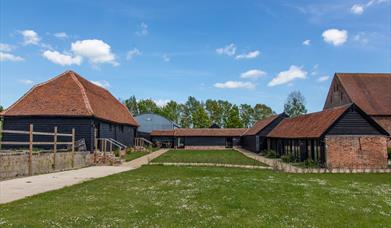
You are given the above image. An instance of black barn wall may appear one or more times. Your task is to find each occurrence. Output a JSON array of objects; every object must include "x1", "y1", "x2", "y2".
[
  {"x1": 2, "y1": 116, "x2": 94, "y2": 150},
  {"x1": 97, "y1": 120, "x2": 136, "y2": 147}
]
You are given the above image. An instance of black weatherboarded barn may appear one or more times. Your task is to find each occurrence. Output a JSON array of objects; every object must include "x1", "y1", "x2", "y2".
[{"x1": 1, "y1": 71, "x2": 139, "y2": 151}]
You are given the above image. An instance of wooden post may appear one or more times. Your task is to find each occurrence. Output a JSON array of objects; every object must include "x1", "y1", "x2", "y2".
[
  {"x1": 94, "y1": 128, "x2": 97, "y2": 163},
  {"x1": 103, "y1": 139, "x2": 107, "y2": 163},
  {"x1": 29, "y1": 124, "x2": 33, "y2": 175},
  {"x1": 71, "y1": 128, "x2": 75, "y2": 168},
  {"x1": 53, "y1": 126, "x2": 57, "y2": 169},
  {"x1": 110, "y1": 141, "x2": 113, "y2": 153}
]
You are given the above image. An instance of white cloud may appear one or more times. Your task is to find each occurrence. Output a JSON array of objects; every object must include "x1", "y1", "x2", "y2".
[
  {"x1": 163, "y1": 54, "x2": 170, "y2": 62},
  {"x1": 216, "y1": 43, "x2": 236, "y2": 56},
  {"x1": 318, "y1": 75, "x2": 330, "y2": 82},
  {"x1": 0, "y1": 43, "x2": 13, "y2": 52},
  {"x1": 154, "y1": 99, "x2": 170, "y2": 107},
  {"x1": 351, "y1": 4, "x2": 364, "y2": 14},
  {"x1": 53, "y1": 32, "x2": 68, "y2": 39},
  {"x1": 20, "y1": 30, "x2": 40, "y2": 45},
  {"x1": 92, "y1": 80, "x2": 111, "y2": 89},
  {"x1": 18, "y1": 79, "x2": 34, "y2": 84},
  {"x1": 302, "y1": 40, "x2": 311, "y2": 46},
  {"x1": 354, "y1": 33, "x2": 369, "y2": 45},
  {"x1": 268, "y1": 65, "x2": 307, "y2": 87},
  {"x1": 126, "y1": 48, "x2": 142, "y2": 60},
  {"x1": 0, "y1": 52, "x2": 24, "y2": 62},
  {"x1": 322, "y1": 29, "x2": 348, "y2": 46},
  {"x1": 235, "y1": 50, "x2": 260, "y2": 60},
  {"x1": 240, "y1": 69, "x2": 267, "y2": 79},
  {"x1": 42, "y1": 50, "x2": 82, "y2": 66},
  {"x1": 214, "y1": 81, "x2": 256, "y2": 89},
  {"x1": 71, "y1": 39, "x2": 118, "y2": 66},
  {"x1": 135, "y1": 22, "x2": 148, "y2": 36}
]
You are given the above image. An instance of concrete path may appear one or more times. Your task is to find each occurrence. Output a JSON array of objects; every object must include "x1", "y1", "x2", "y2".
[{"x1": 0, "y1": 149, "x2": 168, "y2": 204}]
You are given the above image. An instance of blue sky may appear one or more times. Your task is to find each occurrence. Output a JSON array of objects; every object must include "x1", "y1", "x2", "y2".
[{"x1": 1, "y1": 0, "x2": 390, "y2": 113}]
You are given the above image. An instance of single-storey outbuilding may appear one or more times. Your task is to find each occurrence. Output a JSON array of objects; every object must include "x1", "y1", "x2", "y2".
[
  {"x1": 241, "y1": 113, "x2": 287, "y2": 153},
  {"x1": 151, "y1": 128, "x2": 247, "y2": 149},
  {"x1": 267, "y1": 104, "x2": 389, "y2": 168},
  {"x1": 1, "y1": 71, "x2": 139, "y2": 151}
]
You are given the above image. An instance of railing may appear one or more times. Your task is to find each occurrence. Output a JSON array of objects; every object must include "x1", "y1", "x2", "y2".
[
  {"x1": 0, "y1": 124, "x2": 75, "y2": 175},
  {"x1": 135, "y1": 137, "x2": 153, "y2": 148},
  {"x1": 96, "y1": 138, "x2": 127, "y2": 152}
]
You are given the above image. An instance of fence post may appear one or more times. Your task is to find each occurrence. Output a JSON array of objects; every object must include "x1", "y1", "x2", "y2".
[
  {"x1": 71, "y1": 128, "x2": 75, "y2": 168},
  {"x1": 110, "y1": 140, "x2": 113, "y2": 153},
  {"x1": 94, "y1": 128, "x2": 97, "y2": 163},
  {"x1": 53, "y1": 126, "x2": 57, "y2": 169},
  {"x1": 29, "y1": 124, "x2": 33, "y2": 175}
]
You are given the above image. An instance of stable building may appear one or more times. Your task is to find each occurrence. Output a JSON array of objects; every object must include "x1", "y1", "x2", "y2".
[
  {"x1": 1, "y1": 71, "x2": 139, "y2": 151},
  {"x1": 151, "y1": 128, "x2": 247, "y2": 149},
  {"x1": 135, "y1": 113, "x2": 180, "y2": 140},
  {"x1": 324, "y1": 73, "x2": 391, "y2": 137},
  {"x1": 267, "y1": 104, "x2": 389, "y2": 169},
  {"x1": 241, "y1": 114, "x2": 287, "y2": 153}
]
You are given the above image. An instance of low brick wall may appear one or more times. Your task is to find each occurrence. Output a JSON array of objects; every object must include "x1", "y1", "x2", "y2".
[
  {"x1": 325, "y1": 136, "x2": 388, "y2": 169},
  {"x1": 183, "y1": 146, "x2": 228, "y2": 150},
  {"x1": 0, "y1": 151, "x2": 94, "y2": 180}
]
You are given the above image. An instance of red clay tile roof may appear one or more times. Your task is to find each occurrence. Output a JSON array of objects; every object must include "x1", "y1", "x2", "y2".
[
  {"x1": 336, "y1": 73, "x2": 391, "y2": 116},
  {"x1": 244, "y1": 115, "x2": 279, "y2": 136},
  {"x1": 267, "y1": 105, "x2": 350, "y2": 138},
  {"x1": 1, "y1": 71, "x2": 139, "y2": 126},
  {"x1": 150, "y1": 130, "x2": 175, "y2": 136},
  {"x1": 151, "y1": 128, "x2": 247, "y2": 137}
]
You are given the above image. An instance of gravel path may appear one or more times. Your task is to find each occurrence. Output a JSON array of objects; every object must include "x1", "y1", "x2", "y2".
[{"x1": 0, "y1": 149, "x2": 168, "y2": 204}]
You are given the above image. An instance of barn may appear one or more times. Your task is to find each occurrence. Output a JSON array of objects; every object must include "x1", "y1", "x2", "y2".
[
  {"x1": 135, "y1": 113, "x2": 180, "y2": 140},
  {"x1": 323, "y1": 73, "x2": 391, "y2": 139},
  {"x1": 1, "y1": 71, "x2": 139, "y2": 151},
  {"x1": 267, "y1": 104, "x2": 389, "y2": 169},
  {"x1": 241, "y1": 113, "x2": 287, "y2": 153},
  {"x1": 151, "y1": 128, "x2": 247, "y2": 149}
]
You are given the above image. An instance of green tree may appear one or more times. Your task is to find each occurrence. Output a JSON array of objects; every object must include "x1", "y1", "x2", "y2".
[
  {"x1": 253, "y1": 104, "x2": 274, "y2": 122},
  {"x1": 218, "y1": 100, "x2": 233, "y2": 128},
  {"x1": 205, "y1": 99, "x2": 222, "y2": 126},
  {"x1": 0, "y1": 105, "x2": 3, "y2": 112},
  {"x1": 137, "y1": 99, "x2": 161, "y2": 114},
  {"x1": 284, "y1": 90, "x2": 307, "y2": 118},
  {"x1": 124, "y1": 96, "x2": 139, "y2": 115},
  {"x1": 161, "y1": 101, "x2": 181, "y2": 123},
  {"x1": 240, "y1": 104, "x2": 254, "y2": 128},
  {"x1": 192, "y1": 105, "x2": 211, "y2": 128},
  {"x1": 179, "y1": 104, "x2": 191, "y2": 128},
  {"x1": 226, "y1": 105, "x2": 242, "y2": 128}
]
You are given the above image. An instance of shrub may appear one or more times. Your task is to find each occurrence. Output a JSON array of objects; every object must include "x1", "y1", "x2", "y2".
[
  {"x1": 113, "y1": 149, "x2": 120, "y2": 157},
  {"x1": 265, "y1": 150, "x2": 278, "y2": 158},
  {"x1": 281, "y1": 154, "x2": 295, "y2": 163},
  {"x1": 388, "y1": 148, "x2": 391, "y2": 160},
  {"x1": 304, "y1": 159, "x2": 318, "y2": 168}
]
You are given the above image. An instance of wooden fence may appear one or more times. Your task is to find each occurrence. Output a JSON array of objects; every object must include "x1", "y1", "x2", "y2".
[{"x1": 0, "y1": 124, "x2": 75, "y2": 175}]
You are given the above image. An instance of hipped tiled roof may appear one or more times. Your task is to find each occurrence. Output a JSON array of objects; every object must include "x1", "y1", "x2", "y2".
[
  {"x1": 1, "y1": 71, "x2": 139, "y2": 126},
  {"x1": 243, "y1": 115, "x2": 279, "y2": 136}
]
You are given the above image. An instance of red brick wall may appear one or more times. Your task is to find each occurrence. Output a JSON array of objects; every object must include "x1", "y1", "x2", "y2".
[
  {"x1": 372, "y1": 116, "x2": 391, "y2": 147},
  {"x1": 325, "y1": 136, "x2": 388, "y2": 169},
  {"x1": 184, "y1": 146, "x2": 227, "y2": 150}
]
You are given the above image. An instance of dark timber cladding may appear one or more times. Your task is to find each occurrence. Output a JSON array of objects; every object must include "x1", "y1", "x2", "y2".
[
  {"x1": 267, "y1": 104, "x2": 389, "y2": 164},
  {"x1": 241, "y1": 114, "x2": 287, "y2": 153},
  {"x1": 0, "y1": 71, "x2": 139, "y2": 151},
  {"x1": 150, "y1": 128, "x2": 247, "y2": 148}
]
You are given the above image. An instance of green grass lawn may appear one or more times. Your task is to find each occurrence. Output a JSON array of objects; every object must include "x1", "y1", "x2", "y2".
[
  {"x1": 0, "y1": 166, "x2": 390, "y2": 227},
  {"x1": 152, "y1": 149, "x2": 266, "y2": 166},
  {"x1": 124, "y1": 151, "x2": 150, "y2": 161}
]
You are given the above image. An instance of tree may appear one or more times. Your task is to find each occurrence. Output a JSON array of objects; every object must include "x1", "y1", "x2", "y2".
[
  {"x1": 179, "y1": 104, "x2": 191, "y2": 128},
  {"x1": 161, "y1": 101, "x2": 181, "y2": 123},
  {"x1": 205, "y1": 99, "x2": 223, "y2": 126},
  {"x1": 284, "y1": 90, "x2": 307, "y2": 118},
  {"x1": 253, "y1": 104, "x2": 274, "y2": 122},
  {"x1": 219, "y1": 100, "x2": 233, "y2": 128},
  {"x1": 124, "y1": 96, "x2": 139, "y2": 115},
  {"x1": 226, "y1": 105, "x2": 242, "y2": 128},
  {"x1": 240, "y1": 104, "x2": 254, "y2": 128},
  {"x1": 0, "y1": 105, "x2": 3, "y2": 112},
  {"x1": 137, "y1": 99, "x2": 161, "y2": 114},
  {"x1": 192, "y1": 105, "x2": 211, "y2": 128}
]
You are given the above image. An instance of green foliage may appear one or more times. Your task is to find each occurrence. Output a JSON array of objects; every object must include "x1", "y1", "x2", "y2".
[
  {"x1": 0, "y1": 105, "x2": 3, "y2": 112},
  {"x1": 113, "y1": 149, "x2": 120, "y2": 157},
  {"x1": 304, "y1": 159, "x2": 319, "y2": 168},
  {"x1": 226, "y1": 105, "x2": 242, "y2": 128},
  {"x1": 388, "y1": 148, "x2": 391, "y2": 160},
  {"x1": 122, "y1": 95, "x2": 275, "y2": 128},
  {"x1": 284, "y1": 90, "x2": 307, "y2": 118},
  {"x1": 265, "y1": 149, "x2": 278, "y2": 158},
  {"x1": 281, "y1": 154, "x2": 296, "y2": 163}
]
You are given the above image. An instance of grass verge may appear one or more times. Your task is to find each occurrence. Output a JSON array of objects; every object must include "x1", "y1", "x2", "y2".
[{"x1": 153, "y1": 149, "x2": 266, "y2": 166}]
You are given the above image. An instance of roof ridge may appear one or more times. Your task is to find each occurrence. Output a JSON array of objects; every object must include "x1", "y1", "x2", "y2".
[
  {"x1": 2, "y1": 70, "x2": 71, "y2": 115},
  {"x1": 69, "y1": 71, "x2": 94, "y2": 115}
]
